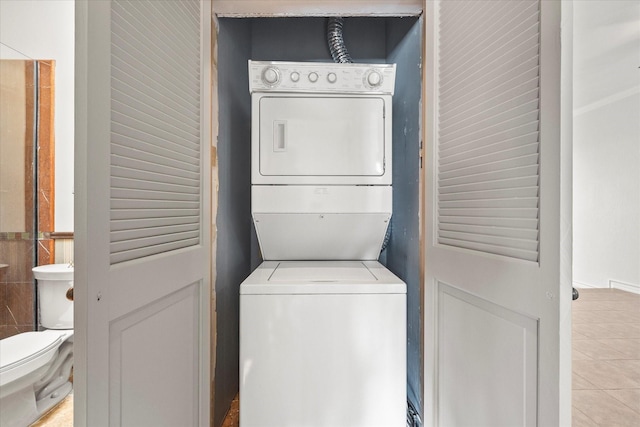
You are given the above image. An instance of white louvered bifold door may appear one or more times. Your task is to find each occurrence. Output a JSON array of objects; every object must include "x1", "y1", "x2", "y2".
[
  {"x1": 75, "y1": 1, "x2": 211, "y2": 426},
  {"x1": 110, "y1": 0, "x2": 202, "y2": 264},
  {"x1": 424, "y1": 1, "x2": 571, "y2": 426},
  {"x1": 437, "y1": 0, "x2": 541, "y2": 262}
]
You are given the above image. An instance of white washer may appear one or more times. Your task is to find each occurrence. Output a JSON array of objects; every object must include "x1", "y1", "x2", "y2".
[
  {"x1": 241, "y1": 61, "x2": 405, "y2": 426},
  {"x1": 240, "y1": 261, "x2": 406, "y2": 427}
]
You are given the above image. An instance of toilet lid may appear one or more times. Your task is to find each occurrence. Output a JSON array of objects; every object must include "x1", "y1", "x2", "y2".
[{"x1": 0, "y1": 331, "x2": 64, "y2": 372}]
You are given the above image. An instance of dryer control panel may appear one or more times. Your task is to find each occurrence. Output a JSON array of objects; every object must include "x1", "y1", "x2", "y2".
[{"x1": 249, "y1": 60, "x2": 396, "y2": 94}]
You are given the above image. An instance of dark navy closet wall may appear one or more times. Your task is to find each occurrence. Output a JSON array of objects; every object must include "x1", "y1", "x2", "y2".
[
  {"x1": 215, "y1": 19, "x2": 252, "y2": 427},
  {"x1": 386, "y1": 17, "x2": 423, "y2": 418}
]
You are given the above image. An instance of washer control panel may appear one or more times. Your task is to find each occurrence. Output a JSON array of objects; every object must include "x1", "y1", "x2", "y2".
[{"x1": 249, "y1": 60, "x2": 396, "y2": 94}]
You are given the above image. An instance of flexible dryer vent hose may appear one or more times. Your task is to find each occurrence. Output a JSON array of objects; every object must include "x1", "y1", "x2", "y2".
[
  {"x1": 327, "y1": 17, "x2": 393, "y2": 252},
  {"x1": 327, "y1": 17, "x2": 353, "y2": 63}
]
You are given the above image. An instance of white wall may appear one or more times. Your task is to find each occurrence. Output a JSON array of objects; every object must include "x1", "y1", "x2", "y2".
[
  {"x1": 0, "y1": 0, "x2": 75, "y2": 231},
  {"x1": 573, "y1": 0, "x2": 640, "y2": 290}
]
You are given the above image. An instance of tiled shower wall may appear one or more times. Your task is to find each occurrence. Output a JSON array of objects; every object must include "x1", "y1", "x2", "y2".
[
  {"x1": 0, "y1": 236, "x2": 36, "y2": 339},
  {"x1": 0, "y1": 233, "x2": 55, "y2": 340},
  {"x1": 0, "y1": 60, "x2": 56, "y2": 340}
]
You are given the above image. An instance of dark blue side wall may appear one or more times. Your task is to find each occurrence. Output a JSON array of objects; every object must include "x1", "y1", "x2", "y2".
[
  {"x1": 385, "y1": 17, "x2": 423, "y2": 419},
  {"x1": 215, "y1": 19, "x2": 252, "y2": 427}
]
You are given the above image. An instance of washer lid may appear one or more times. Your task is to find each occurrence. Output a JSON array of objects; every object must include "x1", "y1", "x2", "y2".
[{"x1": 240, "y1": 261, "x2": 406, "y2": 295}]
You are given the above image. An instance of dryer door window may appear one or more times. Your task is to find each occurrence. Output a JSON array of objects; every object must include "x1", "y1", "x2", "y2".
[{"x1": 258, "y1": 96, "x2": 385, "y2": 178}]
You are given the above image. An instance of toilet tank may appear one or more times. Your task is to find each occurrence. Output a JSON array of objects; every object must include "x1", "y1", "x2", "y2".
[{"x1": 32, "y1": 264, "x2": 74, "y2": 330}]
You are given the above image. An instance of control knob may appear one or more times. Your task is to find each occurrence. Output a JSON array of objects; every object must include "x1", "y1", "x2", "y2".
[
  {"x1": 308, "y1": 72, "x2": 319, "y2": 83},
  {"x1": 366, "y1": 69, "x2": 383, "y2": 88},
  {"x1": 327, "y1": 72, "x2": 337, "y2": 84},
  {"x1": 261, "y1": 67, "x2": 280, "y2": 86}
]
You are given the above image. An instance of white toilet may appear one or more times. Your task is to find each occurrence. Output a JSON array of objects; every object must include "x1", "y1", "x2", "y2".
[{"x1": 0, "y1": 264, "x2": 74, "y2": 427}]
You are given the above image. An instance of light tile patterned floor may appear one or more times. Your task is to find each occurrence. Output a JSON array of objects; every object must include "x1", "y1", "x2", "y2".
[
  {"x1": 572, "y1": 288, "x2": 640, "y2": 427},
  {"x1": 30, "y1": 394, "x2": 73, "y2": 427}
]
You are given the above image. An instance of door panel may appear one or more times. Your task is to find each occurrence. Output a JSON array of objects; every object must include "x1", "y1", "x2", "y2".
[
  {"x1": 424, "y1": 0, "x2": 571, "y2": 425},
  {"x1": 438, "y1": 283, "x2": 537, "y2": 426},
  {"x1": 110, "y1": 284, "x2": 200, "y2": 426},
  {"x1": 75, "y1": 1, "x2": 211, "y2": 425}
]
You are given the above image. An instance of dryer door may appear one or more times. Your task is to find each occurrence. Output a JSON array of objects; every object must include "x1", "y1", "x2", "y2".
[{"x1": 252, "y1": 95, "x2": 391, "y2": 185}]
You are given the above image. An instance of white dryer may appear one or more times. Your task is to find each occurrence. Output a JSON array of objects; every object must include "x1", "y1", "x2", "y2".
[{"x1": 240, "y1": 61, "x2": 406, "y2": 427}]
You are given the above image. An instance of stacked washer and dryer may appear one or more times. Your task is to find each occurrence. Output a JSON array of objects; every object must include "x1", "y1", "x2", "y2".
[{"x1": 240, "y1": 61, "x2": 406, "y2": 426}]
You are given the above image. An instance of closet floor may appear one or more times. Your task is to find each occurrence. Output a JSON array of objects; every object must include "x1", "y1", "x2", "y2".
[{"x1": 572, "y1": 288, "x2": 640, "y2": 426}]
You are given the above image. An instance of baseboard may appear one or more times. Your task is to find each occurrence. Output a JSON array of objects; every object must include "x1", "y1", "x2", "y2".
[
  {"x1": 573, "y1": 281, "x2": 604, "y2": 289},
  {"x1": 610, "y1": 280, "x2": 640, "y2": 295}
]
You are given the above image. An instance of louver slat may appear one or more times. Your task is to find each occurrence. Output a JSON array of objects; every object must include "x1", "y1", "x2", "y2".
[
  {"x1": 439, "y1": 6, "x2": 539, "y2": 88},
  {"x1": 438, "y1": 176, "x2": 538, "y2": 195},
  {"x1": 111, "y1": 143, "x2": 199, "y2": 170},
  {"x1": 439, "y1": 1, "x2": 503, "y2": 44},
  {"x1": 439, "y1": 1, "x2": 536, "y2": 66},
  {"x1": 441, "y1": 64, "x2": 540, "y2": 119},
  {"x1": 440, "y1": 163, "x2": 539, "y2": 187},
  {"x1": 439, "y1": 197, "x2": 538, "y2": 210},
  {"x1": 111, "y1": 177, "x2": 198, "y2": 194},
  {"x1": 111, "y1": 224, "x2": 199, "y2": 243},
  {"x1": 439, "y1": 238, "x2": 538, "y2": 262},
  {"x1": 439, "y1": 186, "x2": 539, "y2": 201},
  {"x1": 440, "y1": 4, "x2": 539, "y2": 77},
  {"x1": 439, "y1": 153, "x2": 539, "y2": 183},
  {"x1": 111, "y1": 166, "x2": 197, "y2": 187},
  {"x1": 437, "y1": 0, "x2": 540, "y2": 262},
  {"x1": 110, "y1": 239, "x2": 200, "y2": 265},
  {"x1": 110, "y1": 216, "x2": 200, "y2": 232},
  {"x1": 110, "y1": 0, "x2": 201, "y2": 265},
  {"x1": 439, "y1": 222, "x2": 539, "y2": 240},
  {"x1": 111, "y1": 188, "x2": 199, "y2": 202},
  {"x1": 111, "y1": 208, "x2": 200, "y2": 221}
]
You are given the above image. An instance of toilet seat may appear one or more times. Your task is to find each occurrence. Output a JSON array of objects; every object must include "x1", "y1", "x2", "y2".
[{"x1": 0, "y1": 330, "x2": 72, "y2": 388}]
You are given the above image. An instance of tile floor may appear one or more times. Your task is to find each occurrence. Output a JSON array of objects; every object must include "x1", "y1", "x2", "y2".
[
  {"x1": 30, "y1": 394, "x2": 73, "y2": 427},
  {"x1": 31, "y1": 287, "x2": 640, "y2": 426},
  {"x1": 572, "y1": 288, "x2": 640, "y2": 427}
]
